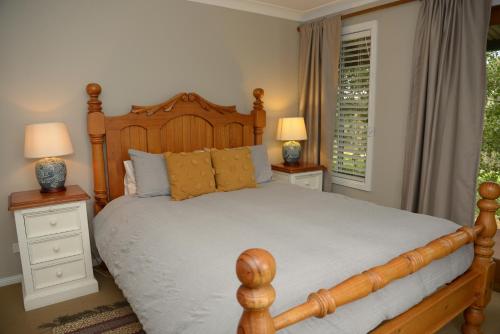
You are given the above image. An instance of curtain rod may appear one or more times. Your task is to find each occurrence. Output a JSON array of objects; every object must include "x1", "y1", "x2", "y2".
[{"x1": 297, "y1": 0, "x2": 417, "y2": 32}]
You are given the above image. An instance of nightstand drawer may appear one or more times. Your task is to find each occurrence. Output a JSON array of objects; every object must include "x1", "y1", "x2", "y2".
[
  {"x1": 29, "y1": 234, "x2": 83, "y2": 265},
  {"x1": 24, "y1": 208, "x2": 81, "y2": 238},
  {"x1": 271, "y1": 164, "x2": 324, "y2": 192},
  {"x1": 32, "y1": 259, "x2": 86, "y2": 290},
  {"x1": 293, "y1": 173, "x2": 322, "y2": 191}
]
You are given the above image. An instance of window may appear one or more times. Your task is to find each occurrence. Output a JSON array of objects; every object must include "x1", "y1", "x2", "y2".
[{"x1": 332, "y1": 21, "x2": 377, "y2": 191}]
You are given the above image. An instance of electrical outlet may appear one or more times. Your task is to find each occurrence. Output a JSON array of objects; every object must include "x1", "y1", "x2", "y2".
[{"x1": 12, "y1": 243, "x2": 19, "y2": 254}]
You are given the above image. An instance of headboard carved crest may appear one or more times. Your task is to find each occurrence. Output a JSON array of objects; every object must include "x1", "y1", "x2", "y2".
[
  {"x1": 86, "y1": 83, "x2": 266, "y2": 214},
  {"x1": 131, "y1": 92, "x2": 237, "y2": 116}
]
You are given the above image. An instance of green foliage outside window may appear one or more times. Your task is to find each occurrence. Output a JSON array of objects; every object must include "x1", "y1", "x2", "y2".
[
  {"x1": 478, "y1": 52, "x2": 500, "y2": 185},
  {"x1": 476, "y1": 51, "x2": 500, "y2": 220}
]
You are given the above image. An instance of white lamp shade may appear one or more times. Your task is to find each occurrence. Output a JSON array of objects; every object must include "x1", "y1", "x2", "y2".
[
  {"x1": 24, "y1": 122, "x2": 74, "y2": 158},
  {"x1": 276, "y1": 117, "x2": 308, "y2": 141}
]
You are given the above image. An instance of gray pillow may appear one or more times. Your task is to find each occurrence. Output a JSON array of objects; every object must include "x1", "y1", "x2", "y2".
[
  {"x1": 128, "y1": 149, "x2": 170, "y2": 197},
  {"x1": 249, "y1": 145, "x2": 272, "y2": 183}
]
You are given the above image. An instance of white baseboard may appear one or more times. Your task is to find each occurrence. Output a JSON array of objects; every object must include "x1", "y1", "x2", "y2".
[
  {"x1": 23, "y1": 278, "x2": 98, "y2": 311},
  {"x1": 0, "y1": 274, "x2": 22, "y2": 287}
]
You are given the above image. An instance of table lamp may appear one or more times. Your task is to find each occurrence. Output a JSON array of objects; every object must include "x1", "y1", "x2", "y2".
[
  {"x1": 276, "y1": 117, "x2": 307, "y2": 166},
  {"x1": 24, "y1": 122, "x2": 74, "y2": 193}
]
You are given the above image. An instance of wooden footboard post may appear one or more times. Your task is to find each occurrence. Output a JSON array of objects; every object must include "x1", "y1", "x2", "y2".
[
  {"x1": 462, "y1": 182, "x2": 500, "y2": 334},
  {"x1": 251, "y1": 88, "x2": 266, "y2": 145},
  {"x1": 236, "y1": 248, "x2": 276, "y2": 334},
  {"x1": 86, "y1": 83, "x2": 108, "y2": 214}
]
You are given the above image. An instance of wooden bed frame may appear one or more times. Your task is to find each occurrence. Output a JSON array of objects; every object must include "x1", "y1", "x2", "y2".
[{"x1": 86, "y1": 83, "x2": 499, "y2": 334}]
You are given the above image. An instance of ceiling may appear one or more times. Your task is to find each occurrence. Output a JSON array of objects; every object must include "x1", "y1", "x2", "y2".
[
  {"x1": 251, "y1": 0, "x2": 342, "y2": 12},
  {"x1": 187, "y1": 0, "x2": 392, "y2": 22}
]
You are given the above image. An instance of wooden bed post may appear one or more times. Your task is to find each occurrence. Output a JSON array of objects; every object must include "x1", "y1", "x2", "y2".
[
  {"x1": 462, "y1": 182, "x2": 500, "y2": 334},
  {"x1": 86, "y1": 83, "x2": 108, "y2": 214},
  {"x1": 236, "y1": 248, "x2": 276, "y2": 334},
  {"x1": 252, "y1": 88, "x2": 266, "y2": 145}
]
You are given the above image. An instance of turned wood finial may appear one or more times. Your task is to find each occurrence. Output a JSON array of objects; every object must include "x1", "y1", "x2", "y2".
[
  {"x1": 475, "y1": 182, "x2": 499, "y2": 247},
  {"x1": 86, "y1": 83, "x2": 102, "y2": 97},
  {"x1": 86, "y1": 83, "x2": 103, "y2": 114},
  {"x1": 236, "y1": 248, "x2": 276, "y2": 334},
  {"x1": 477, "y1": 182, "x2": 500, "y2": 224},
  {"x1": 253, "y1": 88, "x2": 264, "y2": 102},
  {"x1": 478, "y1": 182, "x2": 500, "y2": 200},
  {"x1": 237, "y1": 248, "x2": 275, "y2": 288},
  {"x1": 252, "y1": 89, "x2": 264, "y2": 114}
]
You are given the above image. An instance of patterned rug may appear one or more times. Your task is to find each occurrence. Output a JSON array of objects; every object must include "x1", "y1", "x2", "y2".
[{"x1": 39, "y1": 301, "x2": 144, "y2": 334}]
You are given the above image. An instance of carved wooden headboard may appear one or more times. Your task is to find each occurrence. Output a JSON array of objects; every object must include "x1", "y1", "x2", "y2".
[{"x1": 86, "y1": 83, "x2": 266, "y2": 213}]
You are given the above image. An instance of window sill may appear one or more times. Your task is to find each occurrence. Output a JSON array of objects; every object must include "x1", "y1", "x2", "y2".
[{"x1": 332, "y1": 176, "x2": 371, "y2": 192}]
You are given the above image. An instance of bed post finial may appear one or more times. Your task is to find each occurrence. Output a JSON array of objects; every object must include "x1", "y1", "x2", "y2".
[
  {"x1": 462, "y1": 182, "x2": 499, "y2": 334},
  {"x1": 252, "y1": 88, "x2": 266, "y2": 145},
  {"x1": 86, "y1": 83, "x2": 108, "y2": 214},
  {"x1": 236, "y1": 248, "x2": 276, "y2": 334}
]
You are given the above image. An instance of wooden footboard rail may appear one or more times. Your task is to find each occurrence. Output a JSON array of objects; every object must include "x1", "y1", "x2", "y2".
[{"x1": 235, "y1": 182, "x2": 500, "y2": 334}]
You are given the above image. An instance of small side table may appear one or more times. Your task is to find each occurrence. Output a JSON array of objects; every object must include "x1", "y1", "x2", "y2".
[
  {"x1": 271, "y1": 163, "x2": 324, "y2": 191},
  {"x1": 8, "y1": 185, "x2": 98, "y2": 310}
]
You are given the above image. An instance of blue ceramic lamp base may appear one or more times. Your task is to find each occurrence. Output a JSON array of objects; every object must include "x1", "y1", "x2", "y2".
[
  {"x1": 35, "y1": 157, "x2": 67, "y2": 193},
  {"x1": 282, "y1": 140, "x2": 302, "y2": 166}
]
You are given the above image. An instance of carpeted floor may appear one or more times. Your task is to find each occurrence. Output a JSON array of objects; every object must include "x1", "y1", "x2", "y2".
[
  {"x1": 0, "y1": 269, "x2": 125, "y2": 334},
  {"x1": 0, "y1": 269, "x2": 498, "y2": 334}
]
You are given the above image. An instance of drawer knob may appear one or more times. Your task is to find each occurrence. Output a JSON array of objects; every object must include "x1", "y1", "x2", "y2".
[
  {"x1": 56, "y1": 270, "x2": 63, "y2": 278},
  {"x1": 52, "y1": 245, "x2": 60, "y2": 253},
  {"x1": 49, "y1": 219, "x2": 57, "y2": 226}
]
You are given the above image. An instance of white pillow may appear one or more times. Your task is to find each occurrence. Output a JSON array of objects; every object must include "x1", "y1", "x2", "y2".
[{"x1": 123, "y1": 160, "x2": 137, "y2": 195}]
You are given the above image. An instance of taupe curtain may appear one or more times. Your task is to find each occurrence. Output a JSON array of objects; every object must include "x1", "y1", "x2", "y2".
[
  {"x1": 401, "y1": 0, "x2": 491, "y2": 226},
  {"x1": 298, "y1": 16, "x2": 341, "y2": 192}
]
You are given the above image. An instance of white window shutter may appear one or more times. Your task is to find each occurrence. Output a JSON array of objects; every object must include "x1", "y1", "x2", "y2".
[{"x1": 332, "y1": 22, "x2": 377, "y2": 191}]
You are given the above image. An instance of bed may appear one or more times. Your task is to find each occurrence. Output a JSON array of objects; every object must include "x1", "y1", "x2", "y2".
[{"x1": 86, "y1": 83, "x2": 499, "y2": 334}]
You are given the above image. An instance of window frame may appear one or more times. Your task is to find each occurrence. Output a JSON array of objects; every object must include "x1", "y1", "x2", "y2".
[{"x1": 332, "y1": 20, "x2": 377, "y2": 192}]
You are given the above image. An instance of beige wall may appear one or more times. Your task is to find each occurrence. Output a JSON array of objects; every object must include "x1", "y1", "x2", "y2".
[
  {"x1": 0, "y1": 0, "x2": 422, "y2": 279},
  {"x1": 333, "y1": 2, "x2": 421, "y2": 208},
  {"x1": 0, "y1": 0, "x2": 299, "y2": 278}
]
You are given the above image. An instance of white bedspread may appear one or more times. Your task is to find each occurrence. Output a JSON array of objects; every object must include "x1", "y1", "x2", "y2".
[{"x1": 93, "y1": 182, "x2": 473, "y2": 334}]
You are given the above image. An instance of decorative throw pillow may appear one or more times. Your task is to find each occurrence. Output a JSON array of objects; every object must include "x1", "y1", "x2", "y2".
[
  {"x1": 129, "y1": 149, "x2": 170, "y2": 197},
  {"x1": 210, "y1": 147, "x2": 257, "y2": 192},
  {"x1": 249, "y1": 145, "x2": 272, "y2": 183},
  {"x1": 164, "y1": 151, "x2": 216, "y2": 201}
]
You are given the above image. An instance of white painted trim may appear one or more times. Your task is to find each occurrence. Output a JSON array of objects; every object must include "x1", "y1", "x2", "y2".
[
  {"x1": 302, "y1": 0, "x2": 389, "y2": 22},
  {"x1": 332, "y1": 20, "x2": 378, "y2": 192},
  {"x1": 186, "y1": 0, "x2": 303, "y2": 21},
  {"x1": 186, "y1": 0, "x2": 402, "y2": 22},
  {"x1": 0, "y1": 274, "x2": 22, "y2": 287}
]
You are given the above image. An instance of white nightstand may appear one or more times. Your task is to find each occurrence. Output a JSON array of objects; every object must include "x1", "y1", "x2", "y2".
[
  {"x1": 8, "y1": 185, "x2": 98, "y2": 310},
  {"x1": 271, "y1": 164, "x2": 324, "y2": 191}
]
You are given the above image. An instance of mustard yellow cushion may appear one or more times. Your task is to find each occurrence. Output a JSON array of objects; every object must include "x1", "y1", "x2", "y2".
[
  {"x1": 210, "y1": 147, "x2": 256, "y2": 192},
  {"x1": 164, "y1": 151, "x2": 216, "y2": 201}
]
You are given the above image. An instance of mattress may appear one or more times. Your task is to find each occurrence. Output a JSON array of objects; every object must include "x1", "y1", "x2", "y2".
[{"x1": 93, "y1": 182, "x2": 473, "y2": 334}]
